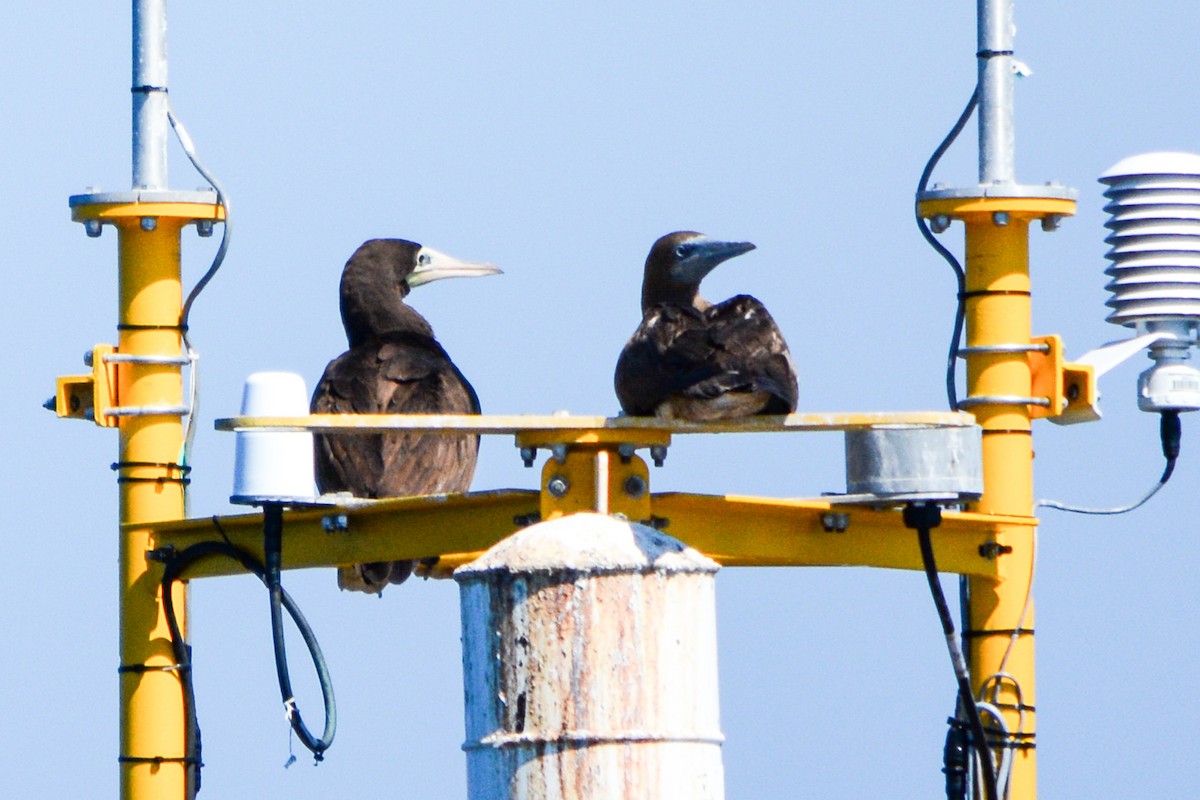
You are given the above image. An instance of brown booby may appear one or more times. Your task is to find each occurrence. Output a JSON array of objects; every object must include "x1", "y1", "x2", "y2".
[
  {"x1": 614, "y1": 231, "x2": 798, "y2": 420},
  {"x1": 311, "y1": 238, "x2": 500, "y2": 593}
]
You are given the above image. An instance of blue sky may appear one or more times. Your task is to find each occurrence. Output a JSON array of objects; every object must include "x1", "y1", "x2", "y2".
[{"x1": 4, "y1": 2, "x2": 1199, "y2": 797}]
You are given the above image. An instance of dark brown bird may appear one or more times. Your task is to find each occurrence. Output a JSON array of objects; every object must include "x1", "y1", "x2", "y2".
[
  {"x1": 312, "y1": 238, "x2": 500, "y2": 593},
  {"x1": 615, "y1": 231, "x2": 798, "y2": 420}
]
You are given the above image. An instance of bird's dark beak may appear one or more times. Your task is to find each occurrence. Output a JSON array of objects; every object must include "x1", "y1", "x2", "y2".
[
  {"x1": 674, "y1": 238, "x2": 756, "y2": 284},
  {"x1": 406, "y1": 246, "x2": 503, "y2": 288}
]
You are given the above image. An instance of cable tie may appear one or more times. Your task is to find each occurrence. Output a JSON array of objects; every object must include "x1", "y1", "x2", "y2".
[
  {"x1": 118, "y1": 322, "x2": 186, "y2": 332},
  {"x1": 112, "y1": 461, "x2": 192, "y2": 474},
  {"x1": 959, "y1": 289, "x2": 1032, "y2": 299},
  {"x1": 976, "y1": 49, "x2": 1015, "y2": 59},
  {"x1": 130, "y1": 84, "x2": 169, "y2": 94},
  {"x1": 118, "y1": 755, "x2": 199, "y2": 765},
  {"x1": 118, "y1": 662, "x2": 190, "y2": 674},
  {"x1": 962, "y1": 628, "x2": 1034, "y2": 639}
]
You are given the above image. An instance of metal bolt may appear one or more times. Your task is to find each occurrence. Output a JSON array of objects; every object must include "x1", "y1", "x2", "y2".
[
  {"x1": 1040, "y1": 214, "x2": 1062, "y2": 232},
  {"x1": 321, "y1": 514, "x2": 349, "y2": 533},
  {"x1": 992, "y1": 211, "x2": 1010, "y2": 227},
  {"x1": 617, "y1": 443, "x2": 636, "y2": 464},
  {"x1": 623, "y1": 475, "x2": 647, "y2": 499},
  {"x1": 551, "y1": 444, "x2": 568, "y2": 464},
  {"x1": 820, "y1": 512, "x2": 850, "y2": 533},
  {"x1": 83, "y1": 219, "x2": 103, "y2": 238},
  {"x1": 650, "y1": 445, "x2": 668, "y2": 467},
  {"x1": 196, "y1": 219, "x2": 214, "y2": 237},
  {"x1": 547, "y1": 475, "x2": 570, "y2": 497},
  {"x1": 140, "y1": 216, "x2": 157, "y2": 232},
  {"x1": 979, "y1": 541, "x2": 1013, "y2": 560},
  {"x1": 929, "y1": 214, "x2": 952, "y2": 234},
  {"x1": 519, "y1": 446, "x2": 537, "y2": 467},
  {"x1": 1066, "y1": 383, "x2": 1080, "y2": 402},
  {"x1": 83, "y1": 350, "x2": 94, "y2": 367}
]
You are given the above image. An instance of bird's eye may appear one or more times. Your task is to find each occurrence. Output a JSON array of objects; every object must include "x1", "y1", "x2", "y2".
[
  {"x1": 417, "y1": 253, "x2": 432, "y2": 266},
  {"x1": 674, "y1": 244, "x2": 691, "y2": 259}
]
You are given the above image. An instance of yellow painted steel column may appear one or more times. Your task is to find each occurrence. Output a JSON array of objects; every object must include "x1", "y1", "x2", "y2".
[
  {"x1": 74, "y1": 199, "x2": 222, "y2": 800},
  {"x1": 118, "y1": 215, "x2": 190, "y2": 800},
  {"x1": 963, "y1": 209, "x2": 1038, "y2": 798},
  {"x1": 920, "y1": 194, "x2": 1072, "y2": 799}
]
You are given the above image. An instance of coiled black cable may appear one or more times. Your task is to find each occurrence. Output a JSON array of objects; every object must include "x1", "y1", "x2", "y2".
[{"x1": 159, "y1": 513, "x2": 336, "y2": 790}]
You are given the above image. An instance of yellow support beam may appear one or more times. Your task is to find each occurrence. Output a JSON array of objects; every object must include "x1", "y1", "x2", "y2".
[{"x1": 140, "y1": 489, "x2": 1026, "y2": 581}]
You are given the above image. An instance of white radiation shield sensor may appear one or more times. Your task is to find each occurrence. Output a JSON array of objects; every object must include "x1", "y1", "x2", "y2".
[
  {"x1": 231, "y1": 371, "x2": 317, "y2": 505},
  {"x1": 1101, "y1": 152, "x2": 1200, "y2": 412}
]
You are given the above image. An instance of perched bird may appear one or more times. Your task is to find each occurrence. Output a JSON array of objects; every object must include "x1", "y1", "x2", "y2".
[
  {"x1": 312, "y1": 238, "x2": 500, "y2": 593},
  {"x1": 615, "y1": 231, "x2": 798, "y2": 421}
]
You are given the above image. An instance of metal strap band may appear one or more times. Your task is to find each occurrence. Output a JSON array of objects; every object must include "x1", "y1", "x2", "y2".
[
  {"x1": 957, "y1": 395, "x2": 1051, "y2": 409},
  {"x1": 105, "y1": 405, "x2": 190, "y2": 418},
  {"x1": 976, "y1": 49, "x2": 1015, "y2": 59},
  {"x1": 103, "y1": 353, "x2": 191, "y2": 365},
  {"x1": 464, "y1": 729, "x2": 726, "y2": 752},
  {"x1": 957, "y1": 343, "x2": 1050, "y2": 356}
]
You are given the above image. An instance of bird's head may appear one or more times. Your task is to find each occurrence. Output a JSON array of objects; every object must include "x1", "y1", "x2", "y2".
[
  {"x1": 339, "y1": 238, "x2": 501, "y2": 343},
  {"x1": 642, "y1": 231, "x2": 756, "y2": 312}
]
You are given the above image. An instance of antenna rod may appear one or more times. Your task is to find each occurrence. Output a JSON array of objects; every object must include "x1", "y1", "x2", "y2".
[
  {"x1": 132, "y1": 0, "x2": 169, "y2": 190},
  {"x1": 977, "y1": 0, "x2": 1015, "y2": 185}
]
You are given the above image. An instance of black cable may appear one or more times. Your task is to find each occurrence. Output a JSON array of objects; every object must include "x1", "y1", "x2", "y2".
[
  {"x1": 904, "y1": 503, "x2": 999, "y2": 800},
  {"x1": 262, "y1": 504, "x2": 337, "y2": 759},
  {"x1": 159, "y1": 519, "x2": 337, "y2": 785},
  {"x1": 1039, "y1": 410, "x2": 1182, "y2": 515},
  {"x1": 915, "y1": 87, "x2": 979, "y2": 410}
]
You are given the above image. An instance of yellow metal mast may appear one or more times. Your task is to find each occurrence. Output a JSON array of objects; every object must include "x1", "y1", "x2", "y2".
[{"x1": 62, "y1": 197, "x2": 223, "y2": 799}]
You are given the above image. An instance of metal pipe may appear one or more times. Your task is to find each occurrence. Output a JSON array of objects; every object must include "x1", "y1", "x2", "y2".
[
  {"x1": 977, "y1": 0, "x2": 1015, "y2": 185},
  {"x1": 457, "y1": 513, "x2": 724, "y2": 799},
  {"x1": 132, "y1": 0, "x2": 169, "y2": 189}
]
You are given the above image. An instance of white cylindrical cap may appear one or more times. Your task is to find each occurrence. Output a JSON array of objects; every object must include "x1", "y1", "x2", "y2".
[{"x1": 231, "y1": 371, "x2": 316, "y2": 504}]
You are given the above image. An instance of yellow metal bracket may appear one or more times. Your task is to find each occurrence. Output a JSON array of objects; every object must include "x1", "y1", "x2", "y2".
[
  {"x1": 1028, "y1": 334, "x2": 1100, "y2": 423},
  {"x1": 129, "y1": 410, "x2": 1022, "y2": 581},
  {"x1": 52, "y1": 344, "x2": 119, "y2": 426}
]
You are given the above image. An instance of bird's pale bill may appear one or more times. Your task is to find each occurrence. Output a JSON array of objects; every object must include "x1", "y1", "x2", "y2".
[{"x1": 406, "y1": 246, "x2": 503, "y2": 287}]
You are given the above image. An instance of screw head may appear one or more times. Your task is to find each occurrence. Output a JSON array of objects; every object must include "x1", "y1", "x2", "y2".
[
  {"x1": 992, "y1": 211, "x2": 1010, "y2": 227},
  {"x1": 1040, "y1": 214, "x2": 1062, "y2": 232},
  {"x1": 519, "y1": 446, "x2": 536, "y2": 467},
  {"x1": 196, "y1": 219, "x2": 214, "y2": 237},
  {"x1": 140, "y1": 217, "x2": 157, "y2": 232},
  {"x1": 83, "y1": 219, "x2": 103, "y2": 238},
  {"x1": 623, "y1": 475, "x2": 647, "y2": 498},
  {"x1": 929, "y1": 214, "x2": 952, "y2": 234},
  {"x1": 547, "y1": 475, "x2": 570, "y2": 497}
]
